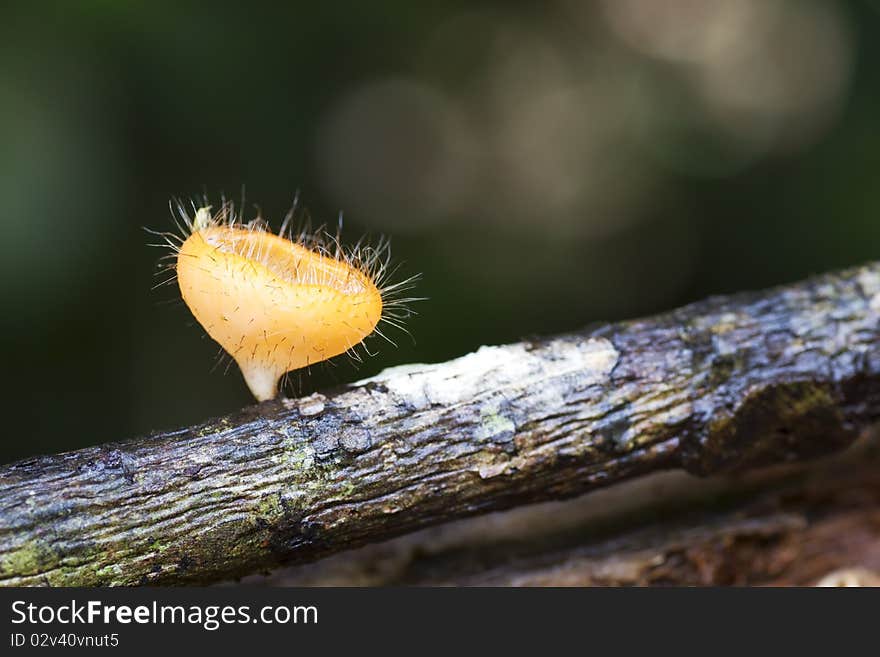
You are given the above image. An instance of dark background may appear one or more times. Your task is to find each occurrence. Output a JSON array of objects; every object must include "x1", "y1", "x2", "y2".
[{"x1": 2, "y1": 0, "x2": 879, "y2": 464}]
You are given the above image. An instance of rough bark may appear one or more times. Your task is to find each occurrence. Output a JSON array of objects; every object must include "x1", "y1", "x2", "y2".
[
  {"x1": 3, "y1": 262, "x2": 880, "y2": 586},
  {"x1": 253, "y1": 439, "x2": 880, "y2": 586}
]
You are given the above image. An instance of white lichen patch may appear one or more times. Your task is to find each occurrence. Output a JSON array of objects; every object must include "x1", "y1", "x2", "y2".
[{"x1": 355, "y1": 338, "x2": 619, "y2": 409}]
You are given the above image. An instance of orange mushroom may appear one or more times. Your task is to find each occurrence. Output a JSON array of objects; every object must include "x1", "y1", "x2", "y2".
[{"x1": 156, "y1": 204, "x2": 417, "y2": 401}]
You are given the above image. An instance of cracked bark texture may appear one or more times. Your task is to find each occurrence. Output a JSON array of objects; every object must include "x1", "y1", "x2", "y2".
[
  {"x1": 252, "y1": 440, "x2": 880, "y2": 586},
  {"x1": 3, "y1": 262, "x2": 880, "y2": 586}
]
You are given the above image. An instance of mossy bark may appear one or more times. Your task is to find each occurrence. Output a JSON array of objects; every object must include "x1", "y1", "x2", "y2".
[{"x1": 3, "y1": 262, "x2": 880, "y2": 586}]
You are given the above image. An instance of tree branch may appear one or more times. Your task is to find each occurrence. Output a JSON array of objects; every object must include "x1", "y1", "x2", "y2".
[
  {"x1": 254, "y1": 439, "x2": 880, "y2": 586},
  {"x1": 3, "y1": 262, "x2": 880, "y2": 586}
]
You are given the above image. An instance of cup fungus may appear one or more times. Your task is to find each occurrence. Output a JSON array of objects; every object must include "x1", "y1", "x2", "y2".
[{"x1": 151, "y1": 201, "x2": 418, "y2": 401}]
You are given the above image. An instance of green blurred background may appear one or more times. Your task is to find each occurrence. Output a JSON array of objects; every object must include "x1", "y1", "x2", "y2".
[{"x1": 2, "y1": 0, "x2": 879, "y2": 464}]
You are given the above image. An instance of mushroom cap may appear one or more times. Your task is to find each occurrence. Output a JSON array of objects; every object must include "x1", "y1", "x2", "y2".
[{"x1": 177, "y1": 225, "x2": 383, "y2": 400}]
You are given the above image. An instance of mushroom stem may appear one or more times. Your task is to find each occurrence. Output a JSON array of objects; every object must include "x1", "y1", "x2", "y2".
[{"x1": 239, "y1": 364, "x2": 280, "y2": 401}]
